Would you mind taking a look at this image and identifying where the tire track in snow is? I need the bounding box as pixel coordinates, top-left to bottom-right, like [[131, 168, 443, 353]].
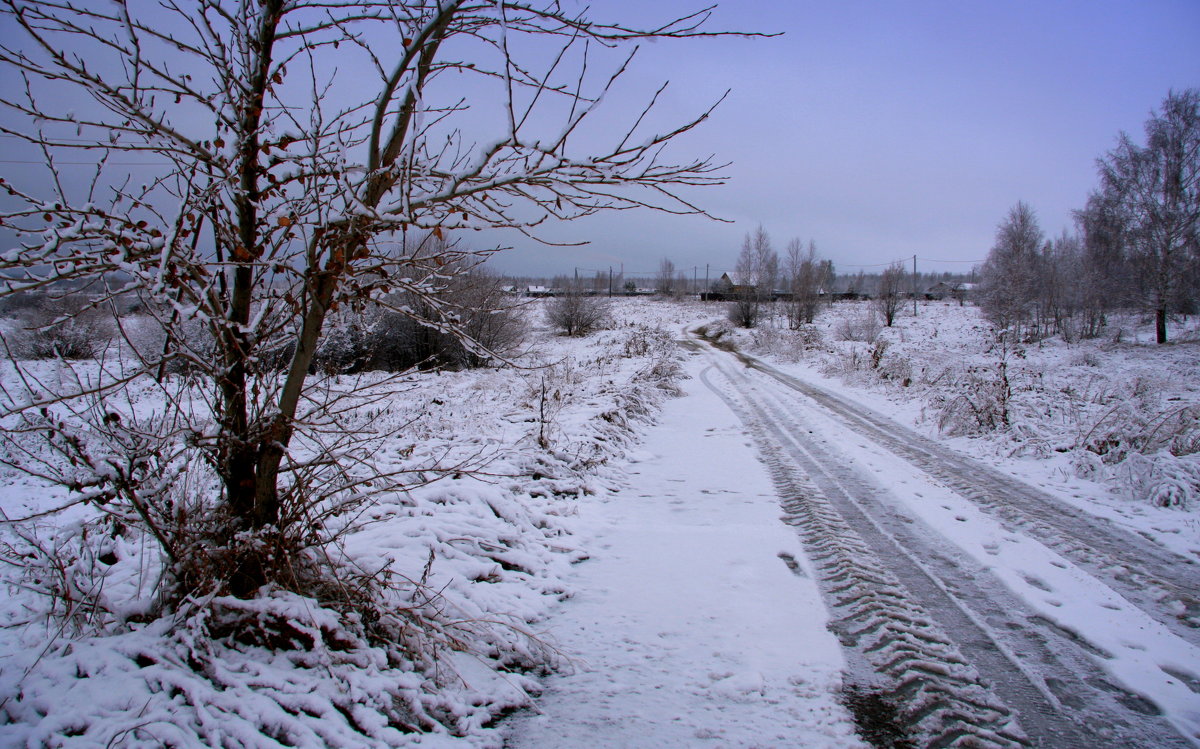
[[699, 357, 1029, 747], [693, 339, 1195, 748], [733, 359, 1192, 746], [740, 352, 1200, 645]]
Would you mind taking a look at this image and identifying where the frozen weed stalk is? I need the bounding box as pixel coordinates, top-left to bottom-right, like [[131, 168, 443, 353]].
[[0, 1, 760, 742]]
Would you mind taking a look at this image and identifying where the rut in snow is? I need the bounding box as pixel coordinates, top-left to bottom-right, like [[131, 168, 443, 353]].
[[693, 336, 1196, 749], [746, 355, 1200, 643]]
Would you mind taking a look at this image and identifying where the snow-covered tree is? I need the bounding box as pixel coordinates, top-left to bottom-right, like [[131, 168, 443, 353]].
[[729, 225, 777, 327], [977, 202, 1045, 337], [657, 257, 678, 295], [874, 261, 906, 327], [783, 238, 825, 327], [0, 1, 739, 604], [1092, 89, 1200, 343]]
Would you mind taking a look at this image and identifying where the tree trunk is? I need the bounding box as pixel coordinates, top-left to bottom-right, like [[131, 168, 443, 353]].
[[1157, 306, 1168, 344]]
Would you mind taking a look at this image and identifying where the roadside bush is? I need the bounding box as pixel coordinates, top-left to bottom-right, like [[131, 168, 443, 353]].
[[727, 295, 760, 328], [935, 368, 1012, 436], [312, 271, 526, 373], [746, 322, 818, 363], [622, 324, 675, 359], [1114, 451, 1200, 508], [547, 291, 608, 337], [4, 296, 112, 360], [835, 306, 882, 343]]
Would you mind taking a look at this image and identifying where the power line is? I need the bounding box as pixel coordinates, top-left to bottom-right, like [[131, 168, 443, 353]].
[[0, 158, 166, 166], [836, 259, 906, 269], [839, 256, 984, 269], [0, 133, 102, 142]]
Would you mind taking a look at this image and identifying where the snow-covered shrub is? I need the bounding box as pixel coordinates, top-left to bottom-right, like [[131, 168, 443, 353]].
[[1113, 451, 1200, 508], [727, 295, 760, 328], [622, 324, 672, 359], [0, 585, 546, 747], [4, 298, 112, 360], [546, 291, 608, 337], [0, 517, 136, 635], [748, 323, 785, 358], [876, 347, 914, 386], [933, 364, 1013, 436], [795, 323, 825, 351], [936, 378, 1009, 436], [743, 319, 824, 363], [355, 275, 526, 372], [1069, 350, 1101, 368], [931, 331, 1025, 436], [834, 306, 882, 343], [634, 333, 685, 397]]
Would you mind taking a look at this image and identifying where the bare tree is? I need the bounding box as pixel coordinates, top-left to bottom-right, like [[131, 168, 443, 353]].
[[752, 225, 779, 296], [730, 225, 777, 327], [546, 281, 608, 336], [1075, 191, 1130, 337], [656, 257, 677, 295], [676, 270, 691, 297], [978, 202, 1045, 338], [1093, 89, 1200, 343], [1033, 230, 1084, 341], [0, 1, 742, 606], [784, 238, 824, 327], [875, 261, 905, 327]]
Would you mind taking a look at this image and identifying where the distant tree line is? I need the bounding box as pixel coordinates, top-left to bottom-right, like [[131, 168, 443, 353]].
[[978, 89, 1200, 343], [3, 245, 527, 372]]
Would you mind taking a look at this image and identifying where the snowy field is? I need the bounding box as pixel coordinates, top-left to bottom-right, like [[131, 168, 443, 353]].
[[0, 301, 696, 747], [2, 296, 1198, 747], [730, 299, 1200, 560]]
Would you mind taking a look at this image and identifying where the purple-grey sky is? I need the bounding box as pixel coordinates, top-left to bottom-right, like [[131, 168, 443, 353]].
[[483, 0, 1200, 279], [1, 1, 1196, 281]]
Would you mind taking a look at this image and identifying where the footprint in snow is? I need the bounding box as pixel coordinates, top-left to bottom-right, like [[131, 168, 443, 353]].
[[707, 671, 767, 700], [1021, 573, 1053, 592]]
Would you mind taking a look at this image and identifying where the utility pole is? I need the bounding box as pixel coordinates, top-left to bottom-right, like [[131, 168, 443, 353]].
[[609, 267, 613, 297], [912, 255, 918, 316], [705, 263, 710, 300]]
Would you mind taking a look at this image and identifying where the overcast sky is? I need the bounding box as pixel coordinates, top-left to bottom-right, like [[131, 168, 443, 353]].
[[2, 2, 1196, 282], [484, 0, 1200, 279]]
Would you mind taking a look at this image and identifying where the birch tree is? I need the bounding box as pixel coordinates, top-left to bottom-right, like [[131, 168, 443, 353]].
[[1093, 89, 1200, 343], [729, 225, 776, 327], [875, 261, 905, 327], [978, 202, 1044, 338], [656, 257, 677, 295], [0, 1, 742, 602], [784, 237, 824, 327]]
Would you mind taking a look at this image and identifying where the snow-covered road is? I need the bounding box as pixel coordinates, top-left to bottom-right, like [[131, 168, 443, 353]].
[[694, 332, 1200, 748], [502, 341, 865, 748], [506, 327, 1200, 748]]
